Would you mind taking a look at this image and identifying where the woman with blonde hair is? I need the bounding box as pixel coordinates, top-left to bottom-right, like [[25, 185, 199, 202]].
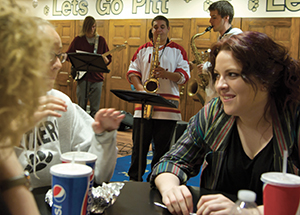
[[0, 0, 53, 214]]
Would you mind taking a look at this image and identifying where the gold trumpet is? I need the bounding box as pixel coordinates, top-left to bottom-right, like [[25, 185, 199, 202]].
[[188, 26, 212, 106], [143, 34, 161, 119]]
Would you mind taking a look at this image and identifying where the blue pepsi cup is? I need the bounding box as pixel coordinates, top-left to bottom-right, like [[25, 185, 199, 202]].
[[61, 152, 97, 214], [50, 163, 92, 215]]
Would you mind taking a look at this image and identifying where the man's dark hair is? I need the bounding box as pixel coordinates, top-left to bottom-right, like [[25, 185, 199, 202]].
[[209, 1, 234, 24], [151, 15, 169, 28]]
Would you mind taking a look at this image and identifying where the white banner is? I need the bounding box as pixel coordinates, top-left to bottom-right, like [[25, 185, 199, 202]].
[[16, 0, 300, 20]]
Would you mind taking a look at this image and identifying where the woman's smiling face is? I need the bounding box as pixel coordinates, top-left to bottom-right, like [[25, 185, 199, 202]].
[[214, 50, 268, 117]]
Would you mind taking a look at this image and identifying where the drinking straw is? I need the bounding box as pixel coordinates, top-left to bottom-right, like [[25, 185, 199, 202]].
[[282, 150, 287, 174], [72, 153, 75, 165]]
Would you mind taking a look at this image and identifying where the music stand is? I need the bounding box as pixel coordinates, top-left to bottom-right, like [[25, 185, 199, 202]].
[[110, 89, 178, 181], [68, 52, 110, 112]]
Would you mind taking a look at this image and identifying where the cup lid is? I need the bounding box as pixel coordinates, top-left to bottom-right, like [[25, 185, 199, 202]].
[[60, 151, 97, 163], [261, 172, 300, 187], [50, 163, 92, 178]]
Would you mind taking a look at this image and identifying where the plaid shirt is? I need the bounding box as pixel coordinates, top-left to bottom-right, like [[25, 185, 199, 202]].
[[150, 97, 300, 189]]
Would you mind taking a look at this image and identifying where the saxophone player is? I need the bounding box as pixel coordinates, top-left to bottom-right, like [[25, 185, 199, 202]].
[[126, 15, 190, 181], [190, 0, 242, 103]]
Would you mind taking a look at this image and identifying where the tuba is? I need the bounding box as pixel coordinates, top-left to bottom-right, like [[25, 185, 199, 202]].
[[187, 26, 212, 106], [143, 34, 160, 119]]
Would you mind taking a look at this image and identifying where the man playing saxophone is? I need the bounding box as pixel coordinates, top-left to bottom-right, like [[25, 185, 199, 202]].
[[126, 15, 190, 181], [190, 0, 242, 104]]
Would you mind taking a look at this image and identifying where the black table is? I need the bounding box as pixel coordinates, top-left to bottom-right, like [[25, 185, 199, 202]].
[[32, 182, 237, 215]]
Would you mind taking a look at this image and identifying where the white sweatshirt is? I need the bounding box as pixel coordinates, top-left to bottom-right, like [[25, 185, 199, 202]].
[[15, 89, 117, 188]]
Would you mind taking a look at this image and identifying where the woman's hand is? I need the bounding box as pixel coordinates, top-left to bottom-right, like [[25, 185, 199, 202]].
[[16, 95, 67, 136], [92, 108, 125, 134], [33, 95, 67, 124], [155, 173, 193, 215], [196, 194, 235, 215], [161, 184, 194, 215]]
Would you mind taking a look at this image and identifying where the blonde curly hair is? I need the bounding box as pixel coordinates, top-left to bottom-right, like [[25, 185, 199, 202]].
[[0, 0, 53, 148]]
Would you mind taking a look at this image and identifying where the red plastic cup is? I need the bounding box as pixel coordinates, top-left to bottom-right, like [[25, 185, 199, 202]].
[[261, 172, 300, 215]]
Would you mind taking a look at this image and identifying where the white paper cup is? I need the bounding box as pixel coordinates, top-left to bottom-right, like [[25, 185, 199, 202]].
[[61, 152, 97, 168]]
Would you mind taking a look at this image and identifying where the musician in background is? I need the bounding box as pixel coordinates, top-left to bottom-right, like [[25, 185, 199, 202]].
[[191, 0, 243, 104], [126, 15, 190, 181], [66, 16, 112, 118], [209, 0, 242, 41]]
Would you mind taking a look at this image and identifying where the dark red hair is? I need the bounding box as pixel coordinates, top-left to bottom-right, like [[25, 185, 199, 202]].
[[209, 31, 300, 112]]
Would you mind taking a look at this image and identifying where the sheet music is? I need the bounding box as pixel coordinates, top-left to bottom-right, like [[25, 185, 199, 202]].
[[74, 50, 87, 80]]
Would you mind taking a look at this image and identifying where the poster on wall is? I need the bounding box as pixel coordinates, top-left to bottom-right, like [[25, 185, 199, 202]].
[[17, 0, 300, 20]]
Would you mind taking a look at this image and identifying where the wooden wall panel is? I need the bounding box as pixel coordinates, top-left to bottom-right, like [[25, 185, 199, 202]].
[[50, 20, 75, 100], [241, 18, 299, 59], [169, 19, 191, 122]]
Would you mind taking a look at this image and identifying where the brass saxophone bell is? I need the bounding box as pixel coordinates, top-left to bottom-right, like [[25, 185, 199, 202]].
[[188, 26, 212, 105], [144, 78, 159, 93], [144, 34, 160, 94], [143, 35, 161, 119]]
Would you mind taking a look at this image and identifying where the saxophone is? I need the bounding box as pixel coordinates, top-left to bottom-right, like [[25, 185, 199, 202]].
[[143, 34, 160, 119], [187, 26, 212, 105]]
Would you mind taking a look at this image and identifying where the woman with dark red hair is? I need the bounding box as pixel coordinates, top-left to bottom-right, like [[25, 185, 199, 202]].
[[151, 31, 300, 215]]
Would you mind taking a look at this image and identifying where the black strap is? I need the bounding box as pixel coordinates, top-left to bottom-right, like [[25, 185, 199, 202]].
[[219, 26, 232, 40]]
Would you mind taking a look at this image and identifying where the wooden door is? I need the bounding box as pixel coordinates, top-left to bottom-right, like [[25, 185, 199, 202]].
[[50, 20, 75, 101], [242, 18, 300, 59], [169, 19, 191, 122], [105, 19, 147, 114]]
